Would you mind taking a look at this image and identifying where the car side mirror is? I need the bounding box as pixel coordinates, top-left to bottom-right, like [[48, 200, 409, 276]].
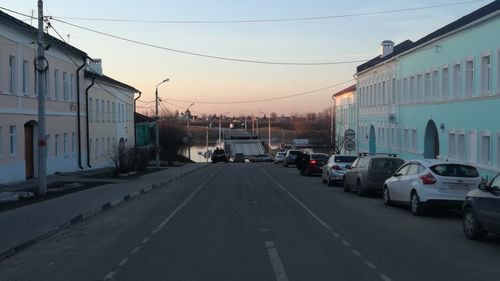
[[478, 183, 490, 191], [345, 165, 351, 169]]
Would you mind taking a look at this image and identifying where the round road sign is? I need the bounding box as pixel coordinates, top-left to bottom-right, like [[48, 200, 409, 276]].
[[344, 129, 356, 140], [344, 140, 356, 151]]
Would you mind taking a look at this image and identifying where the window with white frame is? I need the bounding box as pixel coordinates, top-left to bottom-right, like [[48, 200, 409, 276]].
[[442, 66, 449, 100], [382, 81, 386, 105], [411, 129, 417, 151], [112, 102, 116, 122], [22, 60, 29, 94], [9, 126, 16, 155], [424, 72, 431, 101], [469, 131, 478, 163], [107, 101, 110, 122], [101, 100, 105, 122], [449, 133, 456, 158], [410, 76, 416, 103], [70, 74, 75, 100], [416, 74, 423, 102], [55, 134, 60, 157], [107, 138, 111, 154], [391, 127, 396, 147], [71, 132, 76, 155], [381, 128, 386, 146], [101, 137, 105, 157], [465, 59, 474, 96], [95, 138, 99, 159], [391, 78, 396, 104], [96, 99, 100, 122], [481, 55, 491, 94], [432, 70, 439, 101], [404, 129, 409, 150], [480, 134, 491, 165], [63, 133, 68, 156], [453, 63, 461, 98], [403, 78, 408, 103], [457, 133, 465, 160], [9, 56, 16, 93], [54, 69, 59, 99], [63, 72, 68, 100]]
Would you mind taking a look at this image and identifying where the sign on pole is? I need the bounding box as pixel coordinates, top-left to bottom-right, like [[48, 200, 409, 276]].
[[344, 129, 355, 140]]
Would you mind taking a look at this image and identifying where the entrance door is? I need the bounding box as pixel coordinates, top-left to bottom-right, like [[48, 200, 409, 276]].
[[369, 125, 376, 153], [424, 120, 439, 159], [24, 124, 35, 178]]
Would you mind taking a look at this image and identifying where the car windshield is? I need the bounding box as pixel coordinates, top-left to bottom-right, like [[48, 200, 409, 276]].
[[311, 154, 329, 160], [371, 158, 404, 173], [335, 156, 357, 163], [430, 164, 479, 178], [213, 150, 225, 155]]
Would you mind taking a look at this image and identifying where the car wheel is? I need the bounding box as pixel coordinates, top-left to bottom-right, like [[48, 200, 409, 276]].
[[463, 207, 486, 240], [383, 186, 393, 206], [356, 179, 366, 197], [410, 192, 425, 216], [343, 178, 350, 192]]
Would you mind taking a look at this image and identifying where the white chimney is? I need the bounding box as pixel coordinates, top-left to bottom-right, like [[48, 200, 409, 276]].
[[380, 40, 395, 58], [86, 58, 103, 75]]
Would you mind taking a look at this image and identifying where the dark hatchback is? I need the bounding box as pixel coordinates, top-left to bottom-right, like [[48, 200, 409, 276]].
[[463, 173, 500, 240], [211, 149, 229, 163], [298, 153, 330, 176]]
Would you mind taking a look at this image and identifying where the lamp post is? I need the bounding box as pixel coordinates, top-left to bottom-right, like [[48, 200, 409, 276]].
[[331, 97, 336, 153], [185, 102, 194, 160], [260, 111, 271, 152], [206, 123, 212, 162], [155, 78, 169, 168], [218, 112, 229, 146]]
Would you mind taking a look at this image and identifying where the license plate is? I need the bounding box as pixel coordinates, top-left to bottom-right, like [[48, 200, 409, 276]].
[[448, 183, 470, 190]]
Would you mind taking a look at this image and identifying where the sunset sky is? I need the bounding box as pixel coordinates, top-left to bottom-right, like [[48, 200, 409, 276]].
[[1, 0, 491, 117]]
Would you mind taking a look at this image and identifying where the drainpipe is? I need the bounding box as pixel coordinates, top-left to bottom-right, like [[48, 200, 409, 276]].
[[134, 91, 142, 147], [85, 77, 95, 168], [76, 58, 86, 169]]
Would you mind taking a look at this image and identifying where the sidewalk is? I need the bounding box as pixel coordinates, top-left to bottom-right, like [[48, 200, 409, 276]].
[[0, 163, 208, 261]]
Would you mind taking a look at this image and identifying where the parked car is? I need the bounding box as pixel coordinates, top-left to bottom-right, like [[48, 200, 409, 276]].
[[282, 150, 304, 167], [298, 153, 329, 176], [211, 148, 229, 163], [343, 153, 404, 196], [274, 152, 286, 164], [463, 173, 500, 240], [250, 154, 273, 162], [322, 155, 358, 186], [384, 160, 482, 216], [233, 153, 245, 163]]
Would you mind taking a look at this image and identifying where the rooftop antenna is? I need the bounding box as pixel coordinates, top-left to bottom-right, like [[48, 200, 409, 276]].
[[31, 9, 34, 26], [66, 33, 70, 43]]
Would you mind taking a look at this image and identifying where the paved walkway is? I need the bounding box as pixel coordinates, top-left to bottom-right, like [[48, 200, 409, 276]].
[[0, 163, 208, 260]]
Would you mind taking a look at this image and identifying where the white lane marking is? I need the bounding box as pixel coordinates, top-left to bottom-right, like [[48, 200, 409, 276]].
[[151, 168, 220, 235], [118, 258, 128, 266], [265, 241, 289, 281], [331, 231, 341, 238], [352, 250, 362, 257], [131, 247, 140, 254], [380, 274, 392, 281], [364, 261, 376, 270], [260, 228, 270, 232], [261, 219, 268, 225], [103, 271, 116, 280], [142, 237, 150, 244], [341, 240, 350, 246], [48, 261, 56, 266]]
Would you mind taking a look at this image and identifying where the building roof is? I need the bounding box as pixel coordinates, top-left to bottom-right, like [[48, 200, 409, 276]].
[[85, 70, 139, 93], [135, 112, 155, 123], [0, 10, 87, 58], [356, 1, 500, 74], [332, 84, 356, 99]]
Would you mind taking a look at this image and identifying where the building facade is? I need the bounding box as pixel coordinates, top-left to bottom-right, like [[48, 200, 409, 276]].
[[0, 10, 88, 184], [356, 1, 500, 177], [332, 85, 357, 155]]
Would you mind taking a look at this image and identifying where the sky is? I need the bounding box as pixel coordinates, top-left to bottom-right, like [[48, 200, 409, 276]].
[[0, 0, 493, 117]]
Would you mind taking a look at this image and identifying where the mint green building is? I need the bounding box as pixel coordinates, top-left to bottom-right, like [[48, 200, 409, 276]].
[[356, 2, 500, 177]]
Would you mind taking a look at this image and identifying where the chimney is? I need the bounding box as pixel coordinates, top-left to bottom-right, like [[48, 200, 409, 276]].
[[86, 58, 103, 75], [380, 40, 394, 58]]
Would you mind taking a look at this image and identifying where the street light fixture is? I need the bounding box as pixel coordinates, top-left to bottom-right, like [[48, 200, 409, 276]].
[[185, 102, 195, 160], [155, 78, 169, 169]]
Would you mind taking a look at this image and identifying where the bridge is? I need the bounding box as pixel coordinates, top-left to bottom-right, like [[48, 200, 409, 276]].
[[223, 129, 266, 157]]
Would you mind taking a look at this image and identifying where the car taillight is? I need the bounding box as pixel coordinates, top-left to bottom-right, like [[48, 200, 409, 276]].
[[419, 172, 437, 185], [309, 160, 317, 165], [331, 165, 342, 170]]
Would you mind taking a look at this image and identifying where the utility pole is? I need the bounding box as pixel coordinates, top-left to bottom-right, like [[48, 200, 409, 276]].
[[218, 115, 222, 146], [268, 115, 271, 152], [155, 78, 169, 168], [37, 0, 47, 195]]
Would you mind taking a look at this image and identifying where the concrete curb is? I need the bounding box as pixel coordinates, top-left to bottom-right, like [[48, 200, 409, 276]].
[[0, 164, 209, 262]]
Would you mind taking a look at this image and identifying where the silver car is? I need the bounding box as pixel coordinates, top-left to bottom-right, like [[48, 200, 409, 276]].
[[322, 155, 357, 186], [274, 152, 286, 164]]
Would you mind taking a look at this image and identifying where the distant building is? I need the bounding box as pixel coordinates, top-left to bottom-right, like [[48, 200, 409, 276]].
[[332, 84, 357, 155], [135, 112, 155, 149], [356, 1, 500, 176]]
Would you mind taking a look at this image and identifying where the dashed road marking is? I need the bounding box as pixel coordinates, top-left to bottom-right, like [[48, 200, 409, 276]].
[[331, 231, 341, 238], [118, 258, 128, 266], [131, 247, 140, 254], [260, 228, 270, 232], [103, 271, 116, 280], [380, 274, 392, 281], [352, 250, 362, 257], [364, 261, 376, 270], [341, 240, 350, 246], [142, 237, 150, 244], [265, 241, 289, 281]]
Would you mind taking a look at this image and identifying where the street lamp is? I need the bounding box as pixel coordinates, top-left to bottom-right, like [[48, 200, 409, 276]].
[[155, 78, 169, 168], [185, 102, 195, 160], [331, 96, 336, 153], [260, 111, 271, 152], [206, 123, 212, 163], [218, 112, 229, 146]]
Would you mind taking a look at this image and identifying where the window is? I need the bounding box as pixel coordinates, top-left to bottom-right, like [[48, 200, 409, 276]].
[[9, 56, 16, 93], [403, 78, 408, 103], [63, 133, 68, 156], [469, 131, 478, 163], [409, 76, 416, 103], [391, 128, 395, 147], [480, 135, 491, 165], [481, 55, 491, 94], [424, 72, 431, 101], [391, 78, 396, 104], [54, 69, 59, 99], [432, 70, 439, 101], [382, 81, 386, 105], [465, 59, 474, 96], [112, 102, 116, 122], [22, 60, 29, 94], [101, 100, 105, 122], [411, 129, 417, 151], [107, 138, 111, 154], [457, 133, 465, 160], [95, 138, 99, 159], [63, 72, 68, 100], [89, 98, 93, 122], [55, 134, 60, 157], [9, 126, 16, 155], [449, 133, 456, 158], [96, 99, 99, 122], [442, 66, 449, 100], [381, 128, 386, 146], [107, 101, 110, 122], [416, 74, 423, 102], [71, 132, 76, 155], [70, 74, 75, 100], [453, 63, 461, 98], [404, 129, 409, 150], [101, 137, 105, 156]]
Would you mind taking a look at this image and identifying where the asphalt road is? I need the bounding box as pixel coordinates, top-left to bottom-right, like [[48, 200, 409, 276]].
[[1, 163, 500, 281]]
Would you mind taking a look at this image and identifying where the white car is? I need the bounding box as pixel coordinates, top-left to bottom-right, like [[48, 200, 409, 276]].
[[383, 159, 482, 216], [274, 152, 286, 164], [321, 155, 357, 186]]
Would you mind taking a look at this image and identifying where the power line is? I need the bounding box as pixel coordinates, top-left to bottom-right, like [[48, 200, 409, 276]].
[[48, 18, 369, 66], [164, 79, 355, 105], [47, 0, 487, 24]]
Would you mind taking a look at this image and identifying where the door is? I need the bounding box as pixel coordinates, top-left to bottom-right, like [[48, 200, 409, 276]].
[[390, 163, 411, 201], [369, 125, 376, 153], [424, 120, 439, 159], [478, 176, 500, 232], [24, 125, 34, 179], [345, 158, 359, 188]]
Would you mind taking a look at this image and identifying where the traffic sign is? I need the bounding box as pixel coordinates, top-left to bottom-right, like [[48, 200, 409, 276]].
[[344, 129, 356, 140], [344, 140, 356, 151]]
